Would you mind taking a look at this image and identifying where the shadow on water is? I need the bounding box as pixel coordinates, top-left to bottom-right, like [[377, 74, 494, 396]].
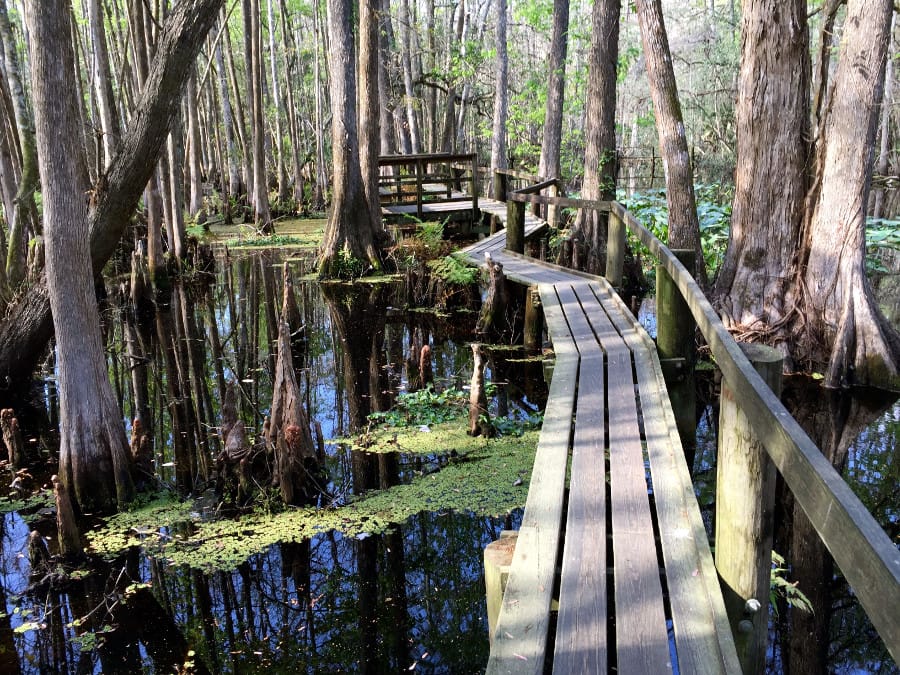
[[0, 247, 547, 673], [692, 371, 899, 675]]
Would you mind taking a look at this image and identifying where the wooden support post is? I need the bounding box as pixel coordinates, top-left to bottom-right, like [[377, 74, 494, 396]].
[[506, 199, 525, 254], [605, 209, 625, 288], [484, 530, 518, 642], [546, 182, 558, 229], [492, 170, 508, 202], [415, 158, 424, 220], [656, 249, 697, 461], [524, 285, 543, 351], [715, 343, 783, 675]]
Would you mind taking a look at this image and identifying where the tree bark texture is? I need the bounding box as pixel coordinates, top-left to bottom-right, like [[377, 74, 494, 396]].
[[489, 0, 509, 184], [0, 0, 224, 397], [799, 0, 900, 389], [0, 0, 39, 290], [714, 0, 810, 354], [248, 0, 272, 232], [568, 0, 620, 274], [25, 0, 134, 512], [318, 0, 381, 277], [537, 0, 569, 181], [358, 0, 383, 236], [635, 0, 707, 284]]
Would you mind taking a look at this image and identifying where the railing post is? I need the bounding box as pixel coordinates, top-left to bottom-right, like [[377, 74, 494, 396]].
[[524, 285, 542, 351], [484, 531, 518, 643], [492, 170, 508, 202], [415, 158, 424, 220], [471, 154, 479, 213], [605, 207, 625, 288], [546, 181, 558, 230], [715, 343, 783, 675], [656, 249, 696, 460], [506, 198, 525, 254]]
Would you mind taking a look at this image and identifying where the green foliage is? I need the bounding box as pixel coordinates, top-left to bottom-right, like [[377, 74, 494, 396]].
[[866, 217, 900, 274], [87, 424, 539, 571], [428, 255, 479, 286], [368, 386, 468, 428], [619, 185, 733, 281], [770, 550, 814, 616]]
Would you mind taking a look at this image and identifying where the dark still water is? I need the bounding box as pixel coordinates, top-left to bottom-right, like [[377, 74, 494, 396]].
[[0, 247, 544, 673]]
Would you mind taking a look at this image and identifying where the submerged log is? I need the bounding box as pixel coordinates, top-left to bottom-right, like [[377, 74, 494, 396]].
[[268, 319, 320, 505], [468, 343, 493, 437], [476, 253, 508, 339], [52, 475, 83, 558], [0, 408, 25, 468]]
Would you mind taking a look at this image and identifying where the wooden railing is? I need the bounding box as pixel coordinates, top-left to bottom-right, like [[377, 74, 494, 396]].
[[497, 176, 900, 665], [377, 153, 478, 221]]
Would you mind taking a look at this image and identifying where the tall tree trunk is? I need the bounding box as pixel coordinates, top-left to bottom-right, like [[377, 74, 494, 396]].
[[537, 0, 569, 181], [398, 0, 422, 154], [280, 0, 305, 207], [359, 0, 383, 235], [247, 0, 272, 232], [25, 0, 134, 513], [714, 0, 810, 359], [377, 0, 397, 156], [266, 0, 288, 205], [186, 71, 204, 217], [567, 0, 620, 274], [311, 3, 328, 210], [87, 0, 121, 166], [798, 0, 900, 389], [0, 0, 225, 398], [872, 12, 895, 221], [635, 0, 707, 284], [318, 0, 381, 278], [0, 0, 38, 290], [215, 15, 240, 200], [489, 0, 508, 187]]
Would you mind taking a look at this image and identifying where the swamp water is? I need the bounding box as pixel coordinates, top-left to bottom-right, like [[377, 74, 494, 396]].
[[640, 299, 899, 675], [0, 248, 547, 673]]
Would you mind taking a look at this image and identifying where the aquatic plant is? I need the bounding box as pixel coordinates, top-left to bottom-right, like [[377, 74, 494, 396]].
[[86, 423, 538, 572]]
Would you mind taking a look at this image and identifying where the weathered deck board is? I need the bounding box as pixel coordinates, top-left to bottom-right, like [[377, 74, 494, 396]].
[[553, 349, 608, 673], [485, 287, 577, 675], [589, 283, 741, 673], [463, 212, 739, 675]]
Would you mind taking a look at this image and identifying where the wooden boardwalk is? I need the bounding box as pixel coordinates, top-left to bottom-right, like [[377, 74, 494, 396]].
[[459, 227, 741, 673]]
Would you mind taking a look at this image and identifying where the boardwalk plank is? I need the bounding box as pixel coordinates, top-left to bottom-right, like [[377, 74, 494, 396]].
[[460, 203, 738, 673], [600, 315, 672, 672], [486, 289, 576, 675], [589, 283, 740, 674], [553, 352, 608, 673]]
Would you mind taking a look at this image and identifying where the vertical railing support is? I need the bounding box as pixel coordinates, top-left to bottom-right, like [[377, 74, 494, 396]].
[[484, 530, 518, 643], [492, 170, 508, 202], [546, 181, 559, 229], [656, 249, 697, 460], [605, 207, 625, 288], [715, 343, 783, 675], [506, 198, 525, 254], [415, 158, 424, 220], [524, 285, 543, 351]]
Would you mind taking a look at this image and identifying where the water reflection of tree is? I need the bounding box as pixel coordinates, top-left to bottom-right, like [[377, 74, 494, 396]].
[[774, 381, 898, 674]]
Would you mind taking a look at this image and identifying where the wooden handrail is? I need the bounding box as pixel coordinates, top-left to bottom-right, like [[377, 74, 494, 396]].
[[604, 201, 900, 662], [377, 153, 478, 218], [498, 185, 900, 659]]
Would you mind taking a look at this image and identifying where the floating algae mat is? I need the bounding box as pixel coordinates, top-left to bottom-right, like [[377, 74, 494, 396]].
[[88, 423, 538, 571]]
